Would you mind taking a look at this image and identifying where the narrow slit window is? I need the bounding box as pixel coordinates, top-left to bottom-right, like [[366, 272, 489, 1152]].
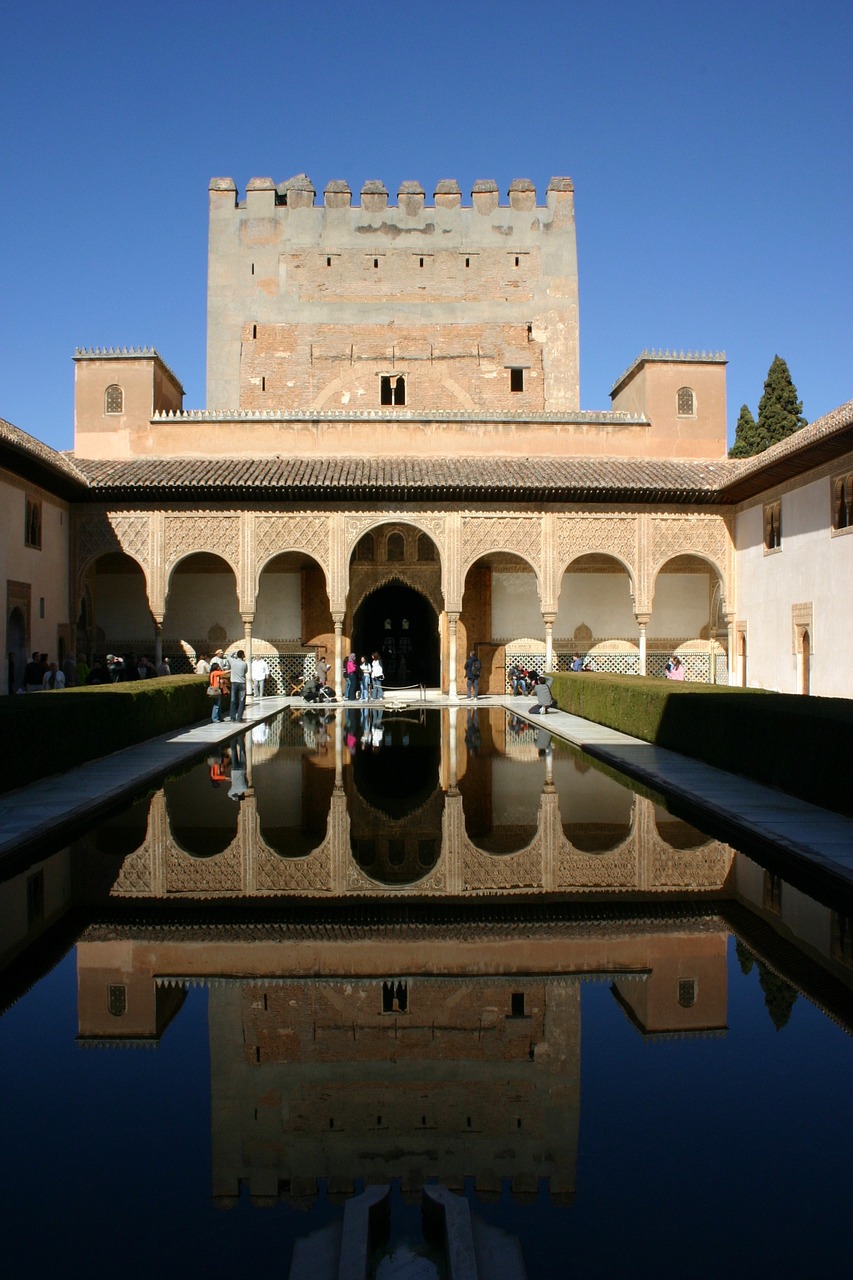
[[252, 324, 257, 339], [511, 992, 526, 1017], [510, 367, 524, 393], [261, 376, 266, 391]]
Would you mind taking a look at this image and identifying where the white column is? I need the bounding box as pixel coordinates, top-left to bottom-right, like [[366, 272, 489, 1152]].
[[242, 615, 254, 694], [448, 612, 459, 701], [636, 614, 649, 676], [333, 614, 344, 698], [544, 614, 555, 672]]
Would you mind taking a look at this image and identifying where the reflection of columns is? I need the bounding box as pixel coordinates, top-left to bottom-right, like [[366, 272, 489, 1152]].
[[152, 616, 164, 667], [447, 612, 459, 700], [241, 614, 254, 693], [635, 614, 650, 676], [333, 614, 344, 698], [448, 704, 459, 787], [334, 709, 344, 787], [724, 613, 736, 686], [544, 613, 555, 672]]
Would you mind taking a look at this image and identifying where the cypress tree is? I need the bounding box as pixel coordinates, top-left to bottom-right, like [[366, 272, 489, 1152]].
[[729, 404, 762, 458], [757, 355, 807, 449]]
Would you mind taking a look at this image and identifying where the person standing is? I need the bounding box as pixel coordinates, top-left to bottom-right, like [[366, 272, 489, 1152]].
[[209, 650, 227, 722], [229, 649, 248, 721], [370, 652, 384, 699], [42, 661, 65, 690], [345, 653, 358, 700], [195, 653, 211, 677], [251, 654, 268, 699], [156, 656, 171, 677], [464, 649, 481, 699], [360, 655, 371, 701]]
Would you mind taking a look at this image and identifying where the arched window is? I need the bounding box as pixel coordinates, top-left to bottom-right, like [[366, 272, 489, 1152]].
[[355, 533, 375, 562], [105, 384, 124, 414], [676, 386, 695, 416], [833, 474, 853, 530], [387, 532, 405, 562], [417, 533, 436, 562], [763, 501, 782, 550]]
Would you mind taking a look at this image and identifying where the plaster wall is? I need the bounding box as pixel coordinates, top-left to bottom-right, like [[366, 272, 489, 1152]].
[[491, 571, 541, 640], [555, 571, 635, 639], [254, 570, 302, 640], [74, 355, 183, 456], [91, 572, 154, 641], [610, 358, 727, 459], [1, 469, 71, 661], [648, 574, 711, 638], [162, 572, 242, 645], [734, 463, 853, 697]]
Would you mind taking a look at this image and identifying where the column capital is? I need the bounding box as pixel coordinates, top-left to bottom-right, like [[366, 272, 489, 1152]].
[[634, 613, 651, 627], [240, 612, 255, 625]]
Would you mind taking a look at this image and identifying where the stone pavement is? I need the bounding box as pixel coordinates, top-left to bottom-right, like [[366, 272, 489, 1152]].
[[1, 693, 851, 901]]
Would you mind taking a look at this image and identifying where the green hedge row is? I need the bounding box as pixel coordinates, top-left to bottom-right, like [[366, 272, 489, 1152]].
[[549, 672, 853, 818], [2, 676, 210, 794]]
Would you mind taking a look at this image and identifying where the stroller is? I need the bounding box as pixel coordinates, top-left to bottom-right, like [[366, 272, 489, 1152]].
[[304, 678, 336, 704]]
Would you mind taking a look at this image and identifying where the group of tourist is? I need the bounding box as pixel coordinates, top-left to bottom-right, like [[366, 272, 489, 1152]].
[[18, 649, 173, 691], [317, 652, 386, 703]]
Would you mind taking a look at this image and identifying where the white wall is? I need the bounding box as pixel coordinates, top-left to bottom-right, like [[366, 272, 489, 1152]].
[[491, 571, 541, 640], [648, 573, 710, 638], [555, 571, 635, 639], [735, 465, 853, 697], [255, 571, 302, 642], [162, 571, 242, 644]]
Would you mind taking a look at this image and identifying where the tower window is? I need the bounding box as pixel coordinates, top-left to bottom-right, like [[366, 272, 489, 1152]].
[[252, 324, 257, 339], [104, 384, 124, 415], [510, 992, 526, 1017], [380, 374, 406, 406], [510, 367, 524, 393], [677, 386, 695, 416]]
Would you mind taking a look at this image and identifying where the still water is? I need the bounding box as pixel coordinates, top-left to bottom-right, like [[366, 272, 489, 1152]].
[[1, 706, 852, 1278]]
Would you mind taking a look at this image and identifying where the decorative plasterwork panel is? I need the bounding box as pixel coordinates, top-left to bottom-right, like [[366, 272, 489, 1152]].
[[164, 513, 241, 574], [555, 514, 637, 577], [342, 511, 448, 561], [254, 514, 331, 574], [649, 515, 729, 581], [255, 843, 334, 892], [460, 515, 542, 577], [74, 511, 152, 599]]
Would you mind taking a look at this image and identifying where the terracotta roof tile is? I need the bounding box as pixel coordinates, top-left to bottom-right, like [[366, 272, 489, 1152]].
[[71, 453, 736, 503]]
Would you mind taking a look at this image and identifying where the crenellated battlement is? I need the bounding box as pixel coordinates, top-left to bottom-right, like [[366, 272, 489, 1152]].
[[209, 174, 574, 213]]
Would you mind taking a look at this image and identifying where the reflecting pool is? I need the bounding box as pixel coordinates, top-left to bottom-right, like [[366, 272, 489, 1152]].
[[1, 707, 852, 1278]]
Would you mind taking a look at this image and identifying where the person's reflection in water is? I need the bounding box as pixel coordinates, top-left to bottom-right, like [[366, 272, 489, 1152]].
[[228, 735, 248, 802], [465, 708, 481, 754], [345, 708, 359, 753], [535, 727, 553, 758], [370, 706, 384, 751]]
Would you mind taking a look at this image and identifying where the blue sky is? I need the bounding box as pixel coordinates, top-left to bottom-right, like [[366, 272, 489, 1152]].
[[1, 0, 850, 451]]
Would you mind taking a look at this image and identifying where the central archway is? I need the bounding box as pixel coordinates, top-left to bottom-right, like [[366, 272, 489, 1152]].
[[352, 582, 439, 687]]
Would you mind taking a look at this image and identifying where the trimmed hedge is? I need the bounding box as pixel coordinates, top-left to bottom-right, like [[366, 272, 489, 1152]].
[[549, 672, 853, 818], [2, 675, 210, 794]]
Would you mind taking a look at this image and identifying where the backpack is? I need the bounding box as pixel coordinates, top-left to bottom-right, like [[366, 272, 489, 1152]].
[[470, 658, 482, 679]]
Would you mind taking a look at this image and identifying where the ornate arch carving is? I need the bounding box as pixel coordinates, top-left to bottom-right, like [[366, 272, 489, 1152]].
[[459, 515, 542, 580], [73, 510, 152, 613], [164, 513, 241, 580]]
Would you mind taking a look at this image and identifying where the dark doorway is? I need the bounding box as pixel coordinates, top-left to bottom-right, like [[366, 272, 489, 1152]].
[[352, 583, 439, 688]]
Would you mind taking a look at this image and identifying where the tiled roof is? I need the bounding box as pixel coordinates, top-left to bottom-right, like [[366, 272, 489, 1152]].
[[718, 400, 853, 502], [0, 417, 88, 496], [71, 454, 737, 503]]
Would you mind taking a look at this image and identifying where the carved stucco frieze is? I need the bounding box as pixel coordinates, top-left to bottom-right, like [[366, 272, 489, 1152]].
[[163, 513, 241, 575], [460, 515, 542, 578], [74, 510, 152, 601], [649, 514, 729, 582], [254, 513, 331, 574], [555, 514, 637, 576]]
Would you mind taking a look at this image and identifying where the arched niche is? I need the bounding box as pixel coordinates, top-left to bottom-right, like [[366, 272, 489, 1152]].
[[81, 551, 153, 658], [163, 552, 242, 659]]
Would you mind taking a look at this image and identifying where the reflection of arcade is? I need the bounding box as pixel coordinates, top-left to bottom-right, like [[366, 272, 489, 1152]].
[[76, 709, 737, 899], [74, 914, 731, 1205], [348, 709, 443, 883]]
